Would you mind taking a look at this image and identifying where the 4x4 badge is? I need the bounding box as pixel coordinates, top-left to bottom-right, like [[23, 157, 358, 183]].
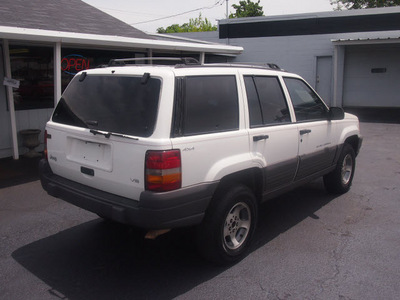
[[182, 147, 195, 152]]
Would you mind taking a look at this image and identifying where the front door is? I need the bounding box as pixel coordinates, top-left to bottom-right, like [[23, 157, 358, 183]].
[[283, 77, 336, 180]]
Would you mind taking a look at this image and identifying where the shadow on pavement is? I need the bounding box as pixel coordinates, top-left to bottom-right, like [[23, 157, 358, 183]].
[[0, 156, 42, 189], [12, 180, 336, 299]]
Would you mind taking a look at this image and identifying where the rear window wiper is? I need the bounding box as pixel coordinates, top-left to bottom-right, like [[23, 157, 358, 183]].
[[89, 129, 138, 140]]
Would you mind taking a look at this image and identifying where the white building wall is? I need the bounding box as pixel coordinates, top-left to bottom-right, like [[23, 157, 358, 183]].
[[173, 30, 400, 109], [228, 34, 334, 87]]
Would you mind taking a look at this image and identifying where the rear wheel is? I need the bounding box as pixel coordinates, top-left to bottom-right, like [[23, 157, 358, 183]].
[[197, 184, 258, 265], [324, 143, 356, 194]]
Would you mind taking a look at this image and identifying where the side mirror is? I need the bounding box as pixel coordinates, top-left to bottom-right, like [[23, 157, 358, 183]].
[[328, 107, 345, 121]]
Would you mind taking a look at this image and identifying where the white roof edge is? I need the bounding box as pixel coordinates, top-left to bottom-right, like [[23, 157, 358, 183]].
[[0, 26, 243, 55], [148, 32, 219, 45]]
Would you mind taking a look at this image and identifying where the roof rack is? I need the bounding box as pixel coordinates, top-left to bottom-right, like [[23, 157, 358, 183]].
[[107, 57, 200, 66], [211, 62, 284, 71]]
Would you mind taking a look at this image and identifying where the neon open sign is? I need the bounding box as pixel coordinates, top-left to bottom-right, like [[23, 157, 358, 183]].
[[61, 54, 90, 75]]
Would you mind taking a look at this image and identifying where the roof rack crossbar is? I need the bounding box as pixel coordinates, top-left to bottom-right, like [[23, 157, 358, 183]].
[[108, 57, 200, 66]]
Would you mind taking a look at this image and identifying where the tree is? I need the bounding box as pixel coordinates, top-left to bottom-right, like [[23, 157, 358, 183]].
[[331, 0, 400, 10], [157, 14, 217, 33], [229, 0, 264, 18]]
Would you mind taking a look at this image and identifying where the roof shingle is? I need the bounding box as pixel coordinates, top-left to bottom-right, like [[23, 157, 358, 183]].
[[0, 0, 153, 39]]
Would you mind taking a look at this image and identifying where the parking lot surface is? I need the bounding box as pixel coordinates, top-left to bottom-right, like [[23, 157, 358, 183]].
[[0, 122, 399, 299]]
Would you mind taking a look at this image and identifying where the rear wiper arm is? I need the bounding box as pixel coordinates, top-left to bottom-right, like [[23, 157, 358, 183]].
[[89, 129, 138, 140], [90, 129, 111, 138]]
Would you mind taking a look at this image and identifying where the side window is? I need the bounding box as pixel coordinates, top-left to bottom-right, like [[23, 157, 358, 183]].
[[244, 76, 291, 127], [284, 77, 328, 122], [182, 75, 239, 136]]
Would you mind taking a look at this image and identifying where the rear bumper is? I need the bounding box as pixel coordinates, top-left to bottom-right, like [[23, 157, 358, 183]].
[[39, 159, 217, 229]]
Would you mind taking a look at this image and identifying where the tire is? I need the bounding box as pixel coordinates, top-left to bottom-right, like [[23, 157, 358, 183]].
[[197, 184, 258, 265], [324, 143, 356, 194]]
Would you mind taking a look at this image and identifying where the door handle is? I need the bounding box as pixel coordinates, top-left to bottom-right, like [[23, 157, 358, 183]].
[[300, 129, 312, 135], [253, 135, 269, 142]]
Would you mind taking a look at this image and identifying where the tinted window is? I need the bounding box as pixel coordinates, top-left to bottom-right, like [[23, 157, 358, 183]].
[[284, 77, 328, 122], [244, 76, 290, 127], [182, 76, 239, 135], [52, 75, 161, 137], [244, 76, 263, 126]]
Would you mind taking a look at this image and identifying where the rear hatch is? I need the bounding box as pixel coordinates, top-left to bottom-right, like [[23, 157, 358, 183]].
[[46, 69, 172, 200]]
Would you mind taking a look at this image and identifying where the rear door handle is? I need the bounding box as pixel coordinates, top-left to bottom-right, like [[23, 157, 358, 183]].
[[300, 129, 312, 135], [253, 135, 269, 142]]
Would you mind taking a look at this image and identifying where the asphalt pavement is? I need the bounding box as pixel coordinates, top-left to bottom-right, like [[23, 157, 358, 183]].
[[0, 122, 399, 300]]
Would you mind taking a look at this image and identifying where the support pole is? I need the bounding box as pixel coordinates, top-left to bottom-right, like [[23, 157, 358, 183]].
[[147, 49, 153, 64], [3, 40, 19, 160], [199, 52, 205, 64], [54, 42, 62, 104]]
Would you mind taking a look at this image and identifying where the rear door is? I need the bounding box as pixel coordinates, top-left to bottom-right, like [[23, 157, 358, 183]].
[[243, 73, 298, 193], [46, 71, 172, 200], [170, 71, 249, 187]]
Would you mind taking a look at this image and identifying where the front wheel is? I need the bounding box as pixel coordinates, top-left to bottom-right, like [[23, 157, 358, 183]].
[[197, 184, 258, 265], [324, 143, 356, 194]]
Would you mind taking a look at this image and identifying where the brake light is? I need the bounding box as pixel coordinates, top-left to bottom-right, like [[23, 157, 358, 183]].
[[145, 150, 181, 192]]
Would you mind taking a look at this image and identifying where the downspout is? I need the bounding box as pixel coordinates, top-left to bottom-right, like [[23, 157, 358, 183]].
[[3, 40, 19, 160]]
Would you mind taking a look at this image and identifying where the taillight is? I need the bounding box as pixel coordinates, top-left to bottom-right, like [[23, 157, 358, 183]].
[[145, 150, 181, 192], [44, 130, 48, 160]]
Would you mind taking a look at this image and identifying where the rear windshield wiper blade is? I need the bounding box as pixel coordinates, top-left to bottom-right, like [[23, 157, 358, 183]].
[[89, 129, 138, 140], [109, 132, 139, 140]]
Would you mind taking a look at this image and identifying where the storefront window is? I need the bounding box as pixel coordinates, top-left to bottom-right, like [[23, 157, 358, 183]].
[[10, 45, 54, 110], [61, 49, 145, 91], [9, 46, 148, 110]]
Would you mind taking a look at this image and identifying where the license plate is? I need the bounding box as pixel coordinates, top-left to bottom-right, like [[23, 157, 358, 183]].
[[66, 137, 112, 171]]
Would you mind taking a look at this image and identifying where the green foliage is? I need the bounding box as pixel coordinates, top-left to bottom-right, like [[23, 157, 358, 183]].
[[331, 0, 400, 10], [229, 0, 264, 18], [157, 14, 217, 33]]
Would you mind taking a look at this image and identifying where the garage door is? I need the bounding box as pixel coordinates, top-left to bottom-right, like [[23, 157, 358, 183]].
[[343, 44, 400, 108]]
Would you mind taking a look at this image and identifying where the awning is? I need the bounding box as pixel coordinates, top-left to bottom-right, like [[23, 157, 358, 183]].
[[0, 25, 243, 56]]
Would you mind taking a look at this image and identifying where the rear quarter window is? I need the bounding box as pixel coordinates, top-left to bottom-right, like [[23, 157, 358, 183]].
[[52, 75, 161, 137], [176, 75, 239, 136]]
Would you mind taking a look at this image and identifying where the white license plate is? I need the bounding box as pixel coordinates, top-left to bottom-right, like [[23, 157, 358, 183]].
[[66, 137, 112, 171]]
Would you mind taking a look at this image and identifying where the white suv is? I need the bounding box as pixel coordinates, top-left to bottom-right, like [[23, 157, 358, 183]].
[[40, 58, 362, 264]]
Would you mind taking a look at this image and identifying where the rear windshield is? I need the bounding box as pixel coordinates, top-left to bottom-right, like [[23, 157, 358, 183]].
[[52, 75, 161, 137]]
